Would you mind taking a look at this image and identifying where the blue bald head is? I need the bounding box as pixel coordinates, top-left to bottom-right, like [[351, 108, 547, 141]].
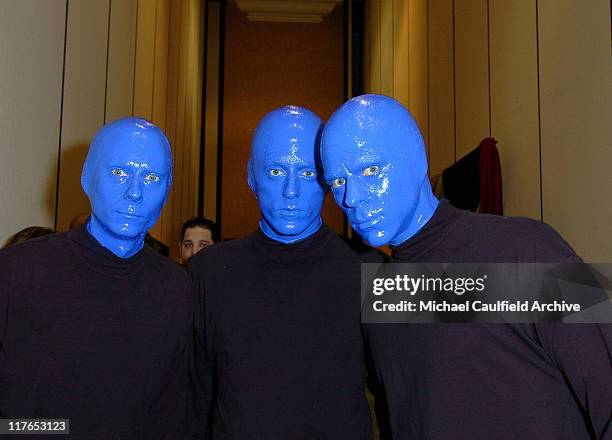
[[248, 106, 325, 243], [81, 117, 172, 258], [320, 94, 438, 247]]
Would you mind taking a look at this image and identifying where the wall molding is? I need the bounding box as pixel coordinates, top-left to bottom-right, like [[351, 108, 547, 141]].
[[234, 0, 341, 23]]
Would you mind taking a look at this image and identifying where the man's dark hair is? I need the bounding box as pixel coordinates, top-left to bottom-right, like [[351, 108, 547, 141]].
[[4, 226, 54, 248], [181, 217, 218, 242]]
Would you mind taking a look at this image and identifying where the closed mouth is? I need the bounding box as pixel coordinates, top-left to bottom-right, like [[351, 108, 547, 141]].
[[279, 208, 305, 219], [117, 211, 143, 218], [353, 216, 382, 231]]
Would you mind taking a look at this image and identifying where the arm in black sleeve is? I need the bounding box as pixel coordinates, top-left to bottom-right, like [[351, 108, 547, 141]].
[[0, 270, 6, 353], [143, 328, 205, 439], [142, 270, 208, 439], [0, 254, 8, 418], [0, 252, 9, 351], [534, 323, 612, 439], [363, 335, 392, 440], [188, 260, 215, 436]]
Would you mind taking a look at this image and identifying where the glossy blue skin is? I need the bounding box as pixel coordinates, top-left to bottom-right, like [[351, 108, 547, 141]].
[[320, 94, 438, 247], [248, 106, 325, 244], [81, 117, 172, 258]]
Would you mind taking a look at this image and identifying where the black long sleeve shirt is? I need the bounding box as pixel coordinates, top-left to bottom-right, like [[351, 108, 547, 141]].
[[0, 226, 202, 439], [365, 200, 612, 439], [189, 224, 372, 440]]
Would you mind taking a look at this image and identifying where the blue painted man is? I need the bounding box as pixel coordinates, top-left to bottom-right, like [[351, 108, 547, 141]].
[[321, 94, 438, 248], [247, 106, 325, 243], [82, 117, 172, 257], [321, 94, 612, 439], [0, 118, 202, 438], [189, 106, 373, 439]]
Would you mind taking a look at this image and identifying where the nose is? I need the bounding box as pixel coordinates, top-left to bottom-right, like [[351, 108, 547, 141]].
[[124, 176, 143, 202], [282, 171, 299, 199], [344, 178, 364, 208]]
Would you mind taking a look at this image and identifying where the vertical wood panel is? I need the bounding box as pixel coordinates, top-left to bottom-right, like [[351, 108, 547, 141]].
[[368, 0, 381, 92], [347, 0, 353, 99], [189, 0, 204, 218], [144, 0, 204, 252], [148, 0, 170, 240], [133, 0, 156, 119], [204, 1, 220, 222], [162, 0, 182, 254], [392, 0, 410, 106], [489, 0, 540, 218], [182, 0, 196, 226], [363, 0, 371, 93], [56, 0, 110, 231], [454, 0, 490, 157], [538, 0, 612, 260], [0, 0, 66, 242], [105, 0, 137, 122], [427, 0, 455, 175], [175, 0, 189, 239], [188, 0, 199, 219], [380, 0, 394, 95], [152, 0, 170, 128], [408, 0, 428, 144]]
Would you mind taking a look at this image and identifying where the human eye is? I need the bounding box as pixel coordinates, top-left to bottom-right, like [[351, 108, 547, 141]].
[[111, 168, 128, 177], [300, 170, 316, 178], [362, 165, 380, 177], [144, 173, 161, 183], [268, 168, 284, 177], [330, 177, 346, 189]]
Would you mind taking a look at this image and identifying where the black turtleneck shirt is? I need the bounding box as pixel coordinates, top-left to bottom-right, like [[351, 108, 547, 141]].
[[189, 224, 372, 440], [366, 200, 611, 439], [0, 226, 202, 439]]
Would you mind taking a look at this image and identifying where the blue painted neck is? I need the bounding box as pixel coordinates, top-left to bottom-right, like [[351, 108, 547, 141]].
[[259, 216, 323, 244], [87, 216, 145, 258], [390, 183, 439, 246]]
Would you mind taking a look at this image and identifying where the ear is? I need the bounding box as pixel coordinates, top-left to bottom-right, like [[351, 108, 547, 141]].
[[247, 160, 257, 194], [81, 166, 90, 197]]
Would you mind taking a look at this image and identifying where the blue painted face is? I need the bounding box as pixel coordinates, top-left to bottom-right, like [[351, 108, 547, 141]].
[[81, 117, 172, 258], [248, 106, 325, 244], [320, 94, 438, 247]]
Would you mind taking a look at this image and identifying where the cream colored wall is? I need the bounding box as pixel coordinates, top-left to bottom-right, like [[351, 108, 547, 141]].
[[0, 0, 66, 244], [364, 0, 429, 152], [56, 0, 111, 234], [364, 0, 612, 261], [427, 0, 454, 176], [489, 0, 541, 219], [0, 0, 204, 258], [537, 0, 612, 262]]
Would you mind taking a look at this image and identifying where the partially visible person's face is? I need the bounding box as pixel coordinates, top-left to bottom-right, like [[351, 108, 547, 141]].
[[321, 95, 430, 247], [83, 119, 172, 242], [180, 226, 213, 264], [248, 106, 325, 241]]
